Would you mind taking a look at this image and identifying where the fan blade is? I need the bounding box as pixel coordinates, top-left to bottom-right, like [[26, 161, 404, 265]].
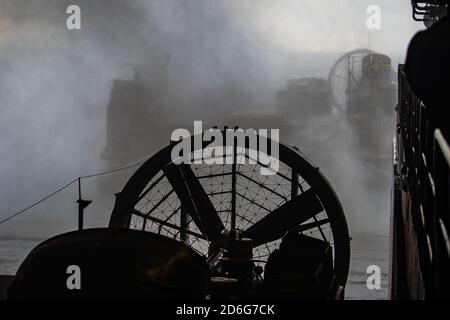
[[163, 163, 225, 241], [241, 189, 323, 247]]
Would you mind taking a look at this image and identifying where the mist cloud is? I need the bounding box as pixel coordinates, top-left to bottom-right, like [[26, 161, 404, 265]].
[[0, 0, 422, 239]]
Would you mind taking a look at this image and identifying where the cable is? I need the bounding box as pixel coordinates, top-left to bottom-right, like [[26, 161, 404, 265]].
[[0, 161, 145, 225], [0, 179, 77, 225], [79, 161, 144, 179]]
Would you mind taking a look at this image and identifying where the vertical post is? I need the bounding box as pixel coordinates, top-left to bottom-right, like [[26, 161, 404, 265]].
[[180, 208, 189, 243], [347, 54, 351, 98], [77, 177, 83, 231], [291, 170, 298, 200], [231, 129, 237, 233]]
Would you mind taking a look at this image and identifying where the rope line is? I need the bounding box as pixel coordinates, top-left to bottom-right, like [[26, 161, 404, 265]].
[[0, 161, 144, 225], [0, 179, 77, 225], [79, 161, 144, 179]]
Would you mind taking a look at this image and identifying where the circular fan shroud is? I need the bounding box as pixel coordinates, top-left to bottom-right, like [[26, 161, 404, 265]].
[[328, 48, 374, 110], [109, 133, 351, 286]]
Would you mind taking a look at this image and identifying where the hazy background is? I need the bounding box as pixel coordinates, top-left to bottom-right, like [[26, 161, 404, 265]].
[[0, 0, 424, 298], [0, 0, 423, 237]]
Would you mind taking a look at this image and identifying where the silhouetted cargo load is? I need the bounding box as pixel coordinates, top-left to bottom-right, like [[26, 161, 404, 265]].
[[276, 77, 330, 120], [102, 52, 170, 164], [264, 232, 334, 299], [100, 60, 254, 165], [101, 77, 167, 163]]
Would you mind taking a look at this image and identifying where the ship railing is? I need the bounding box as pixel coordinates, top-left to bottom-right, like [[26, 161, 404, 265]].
[[397, 64, 450, 298], [411, 0, 448, 22]]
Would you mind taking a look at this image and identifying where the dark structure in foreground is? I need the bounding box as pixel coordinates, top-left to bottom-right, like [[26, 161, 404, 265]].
[[8, 133, 350, 299], [391, 66, 450, 299], [8, 229, 209, 299]]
